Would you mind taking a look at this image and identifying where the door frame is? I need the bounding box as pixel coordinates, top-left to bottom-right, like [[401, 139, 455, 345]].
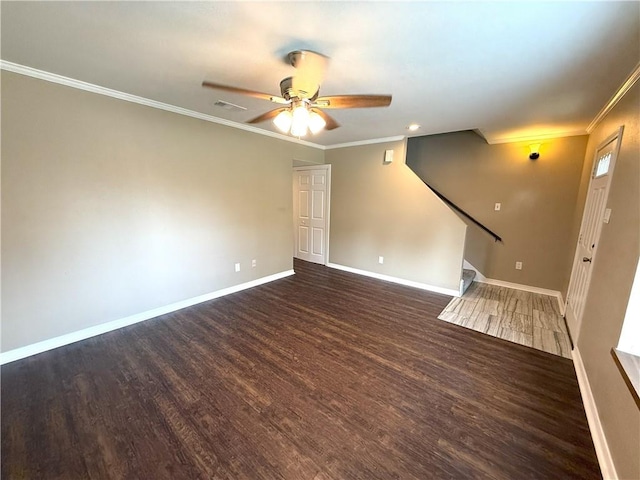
[[292, 164, 332, 265], [565, 126, 624, 341]]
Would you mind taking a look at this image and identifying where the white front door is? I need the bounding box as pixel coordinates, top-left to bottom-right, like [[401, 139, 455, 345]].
[[566, 127, 623, 340], [293, 166, 331, 264]]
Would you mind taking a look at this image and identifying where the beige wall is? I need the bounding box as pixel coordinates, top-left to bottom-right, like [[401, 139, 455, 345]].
[[460, 220, 493, 275], [574, 81, 639, 480], [326, 140, 467, 292], [3, 62, 638, 478], [1, 71, 323, 352], [407, 131, 588, 291]]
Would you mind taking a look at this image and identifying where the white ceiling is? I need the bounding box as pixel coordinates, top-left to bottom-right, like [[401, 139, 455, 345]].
[[2, 1, 639, 147]]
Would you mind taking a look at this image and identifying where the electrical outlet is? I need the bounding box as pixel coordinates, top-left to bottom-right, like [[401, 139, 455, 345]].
[[515, 261, 522, 270], [378, 256, 384, 264], [495, 203, 501, 211], [251, 259, 256, 268], [235, 263, 241, 272]]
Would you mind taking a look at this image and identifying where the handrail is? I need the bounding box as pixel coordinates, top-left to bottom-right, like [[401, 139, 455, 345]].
[[421, 181, 502, 243]]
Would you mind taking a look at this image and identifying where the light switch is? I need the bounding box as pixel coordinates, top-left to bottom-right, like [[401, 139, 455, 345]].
[[603, 208, 612, 224], [495, 203, 501, 211]]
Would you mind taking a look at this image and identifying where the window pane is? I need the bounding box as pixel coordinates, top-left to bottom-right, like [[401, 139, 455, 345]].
[[595, 152, 611, 178]]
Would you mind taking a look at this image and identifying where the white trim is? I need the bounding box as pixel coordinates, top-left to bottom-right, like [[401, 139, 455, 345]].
[[327, 263, 460, 297], [0, 270, 294, 365], [0, 60, 412, 151], [478, 129, 587, 145], [293, 164, 332, 266], [292, 165, 329, 172], [323, 136, 406, 150], [557, 291, 566, 317], [478, 277, 560, 297], [7, 58, 638, 152], [572, 348, 618, 480], [588, 62, 640, 133], [0, 60, 324, 150], [292, 158, 325, 166], [565, 126, 624, 342], [477, 277, 564, 313]]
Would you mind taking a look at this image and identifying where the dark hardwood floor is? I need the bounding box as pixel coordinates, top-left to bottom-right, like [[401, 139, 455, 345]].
[[2, 259, 600, 479]]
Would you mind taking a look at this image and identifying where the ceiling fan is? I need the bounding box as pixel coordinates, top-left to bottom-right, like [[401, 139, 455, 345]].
[[202, 50, 392, 137]]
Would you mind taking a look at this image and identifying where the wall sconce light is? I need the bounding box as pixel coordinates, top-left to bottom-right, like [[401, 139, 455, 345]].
[[529, 144, 541, 160]]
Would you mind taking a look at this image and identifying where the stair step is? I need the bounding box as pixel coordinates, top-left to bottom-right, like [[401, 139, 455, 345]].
[[461, 269, 476, 294]]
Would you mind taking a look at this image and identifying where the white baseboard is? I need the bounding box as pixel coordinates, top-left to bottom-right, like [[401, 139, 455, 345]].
[[557, 292, 566, 316], [0, 270, 295, 365], [327, 263, 460, 297], [477, 277, 559, 296], [572, 348, 618, 480], [477, 277, 565, 314]]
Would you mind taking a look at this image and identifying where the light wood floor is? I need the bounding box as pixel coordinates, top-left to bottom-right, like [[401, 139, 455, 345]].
[[438, 282, 572, 358], [2, 260, 598, 479]]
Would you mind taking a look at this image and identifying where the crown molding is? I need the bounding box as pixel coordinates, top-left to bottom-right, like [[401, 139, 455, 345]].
[[477, 129, 587, 145], [13, 57, 628, 151], [587, 62, 640, 133], [324, 135, 405, 150], [0, 60, 325, 150]]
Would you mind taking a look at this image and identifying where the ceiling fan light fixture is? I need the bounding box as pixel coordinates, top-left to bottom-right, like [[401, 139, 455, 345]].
[[308, 111, 326, 134], [202, 50, 392, 137], [273, 110, 293, 133], [291, 105, 310, 137]]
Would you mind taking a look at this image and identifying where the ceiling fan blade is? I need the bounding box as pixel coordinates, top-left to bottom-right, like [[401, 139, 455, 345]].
[[202, 81, 288, 104], [313, 95, 392, 109], [312, 109, 340, 131], [290, 50, 329, 99], [247, 108, 287, 124]]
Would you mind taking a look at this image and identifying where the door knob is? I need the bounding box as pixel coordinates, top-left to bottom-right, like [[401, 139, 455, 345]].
[[582, 257, 592, 263]]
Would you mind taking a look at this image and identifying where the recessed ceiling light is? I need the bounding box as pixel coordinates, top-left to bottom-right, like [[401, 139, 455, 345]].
[[407, 124, 420, 131]]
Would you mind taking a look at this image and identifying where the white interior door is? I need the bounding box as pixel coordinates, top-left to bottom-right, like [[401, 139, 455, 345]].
[[566, 127, 623, 340], [293, 166, 331, 264]]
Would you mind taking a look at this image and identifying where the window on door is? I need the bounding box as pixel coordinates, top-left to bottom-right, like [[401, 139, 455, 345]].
[[594, 151, 612, 178]]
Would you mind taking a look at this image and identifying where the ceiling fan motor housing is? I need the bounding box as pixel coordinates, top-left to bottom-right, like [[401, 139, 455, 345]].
[[280, 76, 318, 101], [279, 77, 294, 100], [288, 50, 319, 68]]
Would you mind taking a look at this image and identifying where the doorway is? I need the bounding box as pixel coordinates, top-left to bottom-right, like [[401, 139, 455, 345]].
[[565, 126, 624, 341], [293, 165, 331, 265]]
